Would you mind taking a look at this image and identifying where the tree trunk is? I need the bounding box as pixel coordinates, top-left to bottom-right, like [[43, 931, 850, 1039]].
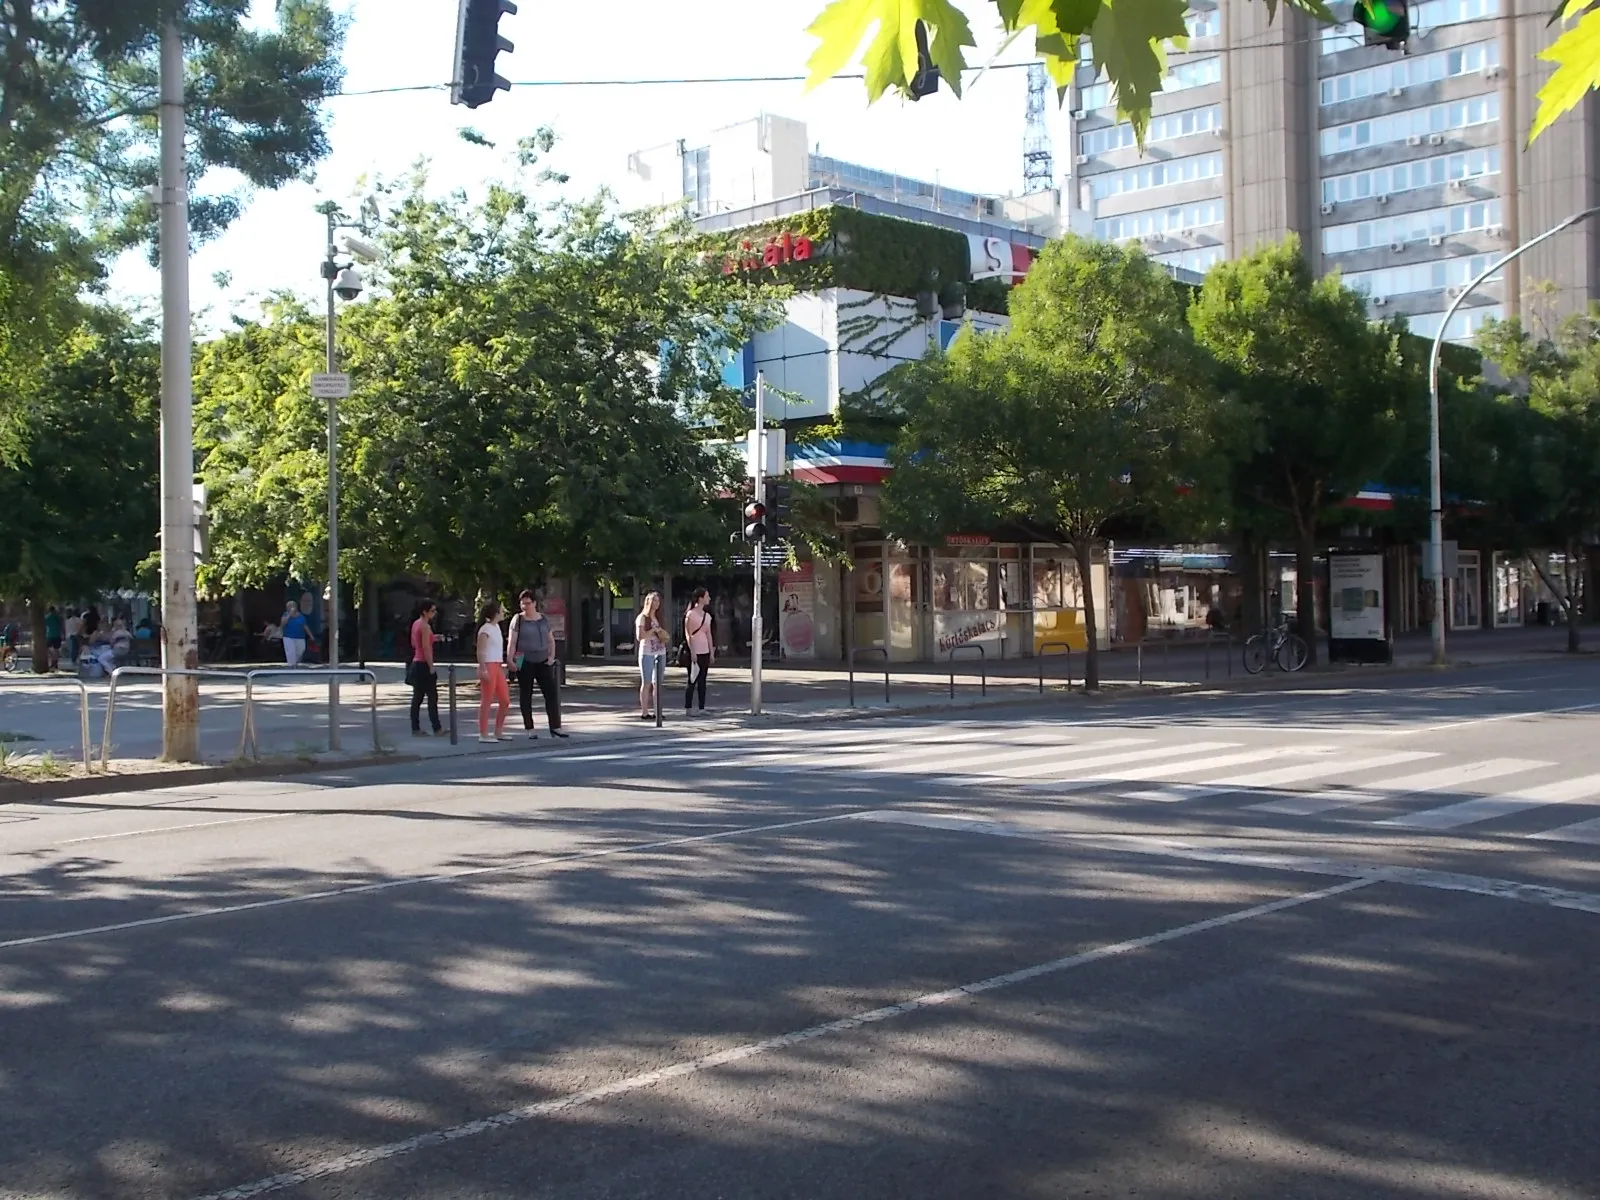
[[1295, 525, 1319, 668], [1527, 552, 1580, 652], [28, 600, 49, 674], [1073, 536, 1101, 692]]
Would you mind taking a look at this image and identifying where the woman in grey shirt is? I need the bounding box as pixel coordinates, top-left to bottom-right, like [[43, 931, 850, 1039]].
[[508, 590, 567, 738]]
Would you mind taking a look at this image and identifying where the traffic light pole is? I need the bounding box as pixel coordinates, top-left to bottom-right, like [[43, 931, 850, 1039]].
[[751, 373, 766, 716]]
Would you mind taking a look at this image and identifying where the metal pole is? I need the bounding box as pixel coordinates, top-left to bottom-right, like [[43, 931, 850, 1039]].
[[447, 662, 458, 745], [1426, 204, 1600, 666], [325, 211, 342, 748], [157, 19, 200, 762], [751, 372, 766, 716]]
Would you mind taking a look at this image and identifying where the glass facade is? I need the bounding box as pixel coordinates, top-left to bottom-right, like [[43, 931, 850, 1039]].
[[1095, 199, 1223, 242], [1322, 147, 1499, 205], [1323, 198, 1501, 254], [1406, 304, 1504, 341], [1342, 253, 1502, 297], [1079, 104, 1221, 157], [1319, 41, 1497, 105], [1321, 93, 1499, 156], [1090, 151, 1223, 199]]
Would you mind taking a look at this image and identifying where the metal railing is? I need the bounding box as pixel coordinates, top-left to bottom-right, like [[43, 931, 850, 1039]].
[[1203, 629, 1234, 681], [0, 677, 93, 772], [1135, 635, 1171, 687], [1037, 641, 1074, 694], [948, 643, 987, 698], [848, 646, 890, 707], [240, 668, 379, 760], [101, 667, 250, 770]]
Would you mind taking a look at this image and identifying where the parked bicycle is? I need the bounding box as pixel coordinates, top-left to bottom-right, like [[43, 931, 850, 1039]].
[[1242, 615, 1309, 675]]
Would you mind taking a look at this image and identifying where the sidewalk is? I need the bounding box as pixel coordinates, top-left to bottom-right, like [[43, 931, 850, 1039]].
[[0, 624, 1582, 788]]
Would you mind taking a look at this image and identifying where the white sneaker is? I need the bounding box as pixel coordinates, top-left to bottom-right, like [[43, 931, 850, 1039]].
[[496, 734, 515, 742], [478, 735, 495, 744]]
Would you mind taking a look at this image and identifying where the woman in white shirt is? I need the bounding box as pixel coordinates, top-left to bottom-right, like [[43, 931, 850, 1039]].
[[476, 600, 512, 743], [635, 591, 668, 720]]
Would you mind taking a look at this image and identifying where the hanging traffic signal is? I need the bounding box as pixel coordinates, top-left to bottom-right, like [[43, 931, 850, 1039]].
[[743, 500, 768, 543], [908, 21, 940, 99], [452, 0, 517, 109], [1354, 0, 1408, 50]]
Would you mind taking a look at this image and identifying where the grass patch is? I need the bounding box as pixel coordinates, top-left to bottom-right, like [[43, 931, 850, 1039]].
[[0, 743, 72, 782], [0, 731, 39, 743]]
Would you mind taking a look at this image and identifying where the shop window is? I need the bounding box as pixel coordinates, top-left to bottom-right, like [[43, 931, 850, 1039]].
[[1033, 560, 1065, 609], [934, 559, 993, 611]]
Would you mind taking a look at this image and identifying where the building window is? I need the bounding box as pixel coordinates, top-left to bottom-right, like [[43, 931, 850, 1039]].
[[1080, 104, 1220, 156], [681, 145, 710, 214], [1323, 199, 1502, 255], [1320, 93, 1499, 156], [1089, 151, 1223, 199], [1186, 8, 1220, 38], [1095, 199, 1224, 241], [1321, 0, 1498, 54], [1322, 147, 1499, 204], [1407, 304, 1503, 343], [1320, 41, 1498, 105], [1079, 56, 1219, 111], [1153, 245, 1224, 273], [1341, 254, 1503, 298]]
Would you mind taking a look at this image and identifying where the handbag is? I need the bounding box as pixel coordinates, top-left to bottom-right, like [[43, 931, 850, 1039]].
[[676, 643, 692, 669]]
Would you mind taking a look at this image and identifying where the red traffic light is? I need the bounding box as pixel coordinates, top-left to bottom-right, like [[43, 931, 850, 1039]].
[[744, 501, 766, 521]]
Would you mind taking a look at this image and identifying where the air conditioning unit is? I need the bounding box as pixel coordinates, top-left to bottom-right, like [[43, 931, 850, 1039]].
[[1212, 126, 1227, 138], [1377, 193, 1390, 204], [1075, 154, 1089, 165], [1448, 178, 1468, 190], [1428, 234, 1444, 246], [1389, 86, 1404, 98], [1483, 64, 1504, 80], [1428, 134, 1444, 145], [1390, 240, 1406, 252], [1372, 296, 1389, 307], [1073, 109, 1088, 120], [1142, 234, 1164, 245], [1446, 285, 1466, 300], [1406, 134, 1424, 146], [1320, 202, 1336, 215], [1487, 224, 1504, 238]]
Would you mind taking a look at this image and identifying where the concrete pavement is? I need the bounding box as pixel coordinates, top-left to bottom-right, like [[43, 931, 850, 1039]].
[[1, 658, 1599, 1197]]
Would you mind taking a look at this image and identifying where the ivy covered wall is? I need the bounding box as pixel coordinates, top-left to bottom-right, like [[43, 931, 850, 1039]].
[[706, 205, 1014, 315]]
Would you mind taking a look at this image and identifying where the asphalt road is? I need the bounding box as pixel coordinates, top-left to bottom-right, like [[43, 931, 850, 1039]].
[[3, 658, 1599, 1199]]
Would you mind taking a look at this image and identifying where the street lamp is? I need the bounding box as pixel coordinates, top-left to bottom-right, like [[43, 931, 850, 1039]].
[[1425, 204, 1600, 665], [317, 205, 375, 748]]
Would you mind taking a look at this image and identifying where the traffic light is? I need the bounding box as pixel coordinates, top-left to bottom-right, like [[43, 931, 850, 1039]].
[[743, 500, 768, 543], [765, 480, 793, 544], [1354, 0, 1408, 50], [908, 21, 939, 99], [452, 0, 517, 109]]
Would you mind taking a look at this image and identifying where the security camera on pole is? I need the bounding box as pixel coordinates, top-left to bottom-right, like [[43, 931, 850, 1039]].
[[314, 206, 374, 748]]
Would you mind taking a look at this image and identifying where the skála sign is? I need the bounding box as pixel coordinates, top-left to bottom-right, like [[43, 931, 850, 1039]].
[[722, 231, 814, 274]]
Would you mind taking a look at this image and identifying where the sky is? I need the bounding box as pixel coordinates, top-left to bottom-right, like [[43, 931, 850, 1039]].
[[108, 0, 1064, 329]]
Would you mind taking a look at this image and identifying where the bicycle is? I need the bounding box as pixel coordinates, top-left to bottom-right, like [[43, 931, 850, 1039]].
[[1242, 616, 1309, 675]]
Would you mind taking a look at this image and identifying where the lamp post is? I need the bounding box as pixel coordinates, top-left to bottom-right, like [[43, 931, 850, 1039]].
[[317, 205, 373, 748], [1426, 205, 1600, 665]]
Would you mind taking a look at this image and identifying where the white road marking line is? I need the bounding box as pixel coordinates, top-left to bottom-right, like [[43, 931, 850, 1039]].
[[0, 811, 872, 953], [743, 728, 1100, 774], [1124, 750, 1440, 803], [1527, 814, 1600, 845], [851, 810, 1600, 917], [54, 813, 296, 846], [849, 738, 1152, 778], [188, 878, 1368, 1200], [1381, 773, 1600, 830], [1401, 700, 1600, 736], [1005, 741, 1239, 785], [1248, 758, 1550, 816], [1050, 746, 1310, 792]]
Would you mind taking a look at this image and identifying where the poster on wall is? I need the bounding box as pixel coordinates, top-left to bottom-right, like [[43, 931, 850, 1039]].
[[1328, 553, 1390, 663], [932, 611, 1007, 661], [779, 562, 817, 659]]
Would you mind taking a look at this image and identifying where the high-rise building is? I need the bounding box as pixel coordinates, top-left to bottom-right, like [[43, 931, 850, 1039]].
[[1070, 0, 1598, 341]]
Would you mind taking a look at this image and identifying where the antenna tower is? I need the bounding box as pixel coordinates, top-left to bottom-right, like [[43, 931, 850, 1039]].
[[1023, 62, 1053, 194]]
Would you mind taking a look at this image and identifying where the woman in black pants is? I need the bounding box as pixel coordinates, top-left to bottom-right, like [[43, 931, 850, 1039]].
[[683, 587, 714, 711]]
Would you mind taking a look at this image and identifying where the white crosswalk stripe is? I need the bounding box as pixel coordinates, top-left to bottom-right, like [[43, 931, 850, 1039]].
[[1528, 815, 1600, 845], [1248, 758, 1550, 816], [1043, 746, 1337, 793], [1380, 773, 1600, 830], [1119, 749, 1438, 803]]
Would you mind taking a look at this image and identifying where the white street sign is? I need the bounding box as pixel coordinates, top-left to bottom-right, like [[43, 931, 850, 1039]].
[[746, 427, 787, 479], [311, 372, 351, 399]]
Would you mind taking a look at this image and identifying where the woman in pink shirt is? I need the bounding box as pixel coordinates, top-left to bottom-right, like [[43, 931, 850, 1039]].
[[408, 601, 443, 736], [682, 587, 715, 713]]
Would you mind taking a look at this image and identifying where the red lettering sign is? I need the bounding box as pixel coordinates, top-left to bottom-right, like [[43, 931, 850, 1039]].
[[721, 231, 814, 274], [945, 533, 992, 547]]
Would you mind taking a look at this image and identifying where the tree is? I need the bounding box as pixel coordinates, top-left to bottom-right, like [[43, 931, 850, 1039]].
[[1475, 308, 1600, 651], [882, 235, 1214, 690], [1189, 238, 1416, 665], [806, 0, 1585, 146], [0, 306, 160, 671], [194, 173, 781, 600]]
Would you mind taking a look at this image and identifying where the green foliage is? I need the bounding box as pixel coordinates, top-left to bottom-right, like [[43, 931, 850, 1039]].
[[1190, 237, 1418, 658], [0, 304, 160, 661], [195, 174, 782, 596], [706, 206, 1008, 314], [881, 235, 1214, 686], [1530, 0, 1600, 143], [806, 0, 1331, 142]]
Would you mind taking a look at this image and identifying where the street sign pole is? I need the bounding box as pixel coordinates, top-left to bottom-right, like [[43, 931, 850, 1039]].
[[322, 210, 344, 750], [751, 373, 765, 716]]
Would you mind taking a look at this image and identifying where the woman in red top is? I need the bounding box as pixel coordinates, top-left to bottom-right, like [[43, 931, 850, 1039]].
[[409, 601, 443, 736]]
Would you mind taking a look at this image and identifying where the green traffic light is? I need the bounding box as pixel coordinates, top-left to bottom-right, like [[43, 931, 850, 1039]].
[[1359, 0, 1402, 33]]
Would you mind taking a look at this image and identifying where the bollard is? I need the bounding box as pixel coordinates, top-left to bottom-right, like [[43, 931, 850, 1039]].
[[448, 662, 458, 745]]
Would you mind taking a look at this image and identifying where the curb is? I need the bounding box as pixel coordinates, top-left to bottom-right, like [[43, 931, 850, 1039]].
[[0, 750, 420, 804]]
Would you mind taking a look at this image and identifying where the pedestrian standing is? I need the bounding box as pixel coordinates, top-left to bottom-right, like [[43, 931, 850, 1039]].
[[635, 591, 668, 720], [64, 608, 82, 670], [408, 601, 443, 737], [682, 587, 714, 713], [280, 601, 309, 666], [43, 606, 62, 672], [509, 590, 567, 739], [476, 599, 512, 743]]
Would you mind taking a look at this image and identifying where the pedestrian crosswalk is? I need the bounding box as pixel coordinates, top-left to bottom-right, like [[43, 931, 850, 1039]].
[[538, 720, 1600, 846]]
